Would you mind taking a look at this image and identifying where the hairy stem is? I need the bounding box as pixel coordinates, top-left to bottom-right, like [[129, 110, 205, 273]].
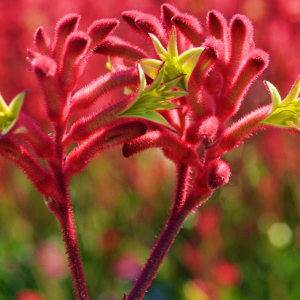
[[48, 122, 90, 300], [174, 163, 192, 213], [126, 164, 191, 300], [58, 202, 90, 300]]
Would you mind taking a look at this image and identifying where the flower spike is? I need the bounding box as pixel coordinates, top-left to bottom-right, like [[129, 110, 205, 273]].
[[118, 64, 188, 130], [139, 28, 204, 90], [260, 77, 300, 129], [0, 90, 27, 135]]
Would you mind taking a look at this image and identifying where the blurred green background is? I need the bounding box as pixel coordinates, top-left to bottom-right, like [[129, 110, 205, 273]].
[[1, 0, 300, 299]]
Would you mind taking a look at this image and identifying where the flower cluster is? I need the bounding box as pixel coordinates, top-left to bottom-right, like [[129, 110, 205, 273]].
[[0, 3, 299, 300]]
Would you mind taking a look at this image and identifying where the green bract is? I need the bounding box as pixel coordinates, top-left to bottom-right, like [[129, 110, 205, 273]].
[[0, 91, 26, 135], [260, 77, 300, 130], [118, 64, 188, 130], [139, 28, 204, 90]]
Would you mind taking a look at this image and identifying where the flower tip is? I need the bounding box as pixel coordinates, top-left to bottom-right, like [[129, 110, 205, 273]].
[[148, 32, 155, 39]]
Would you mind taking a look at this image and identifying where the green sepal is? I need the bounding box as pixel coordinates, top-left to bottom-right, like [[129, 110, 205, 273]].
[[149, 33, 168, 58], [147, 64, 166, 92], [162, 90, 189, 99], [168, 28, 178, 58], [179, 47, 205, 87], [147, 31, 204, 90], [260, 108, 300, 129], [265, 81, 281, 112], [137, 64, 147, 98], [260, 77, 300, 130], [118, 64, 186, 130], [284, 76, 300, 104], [139, 59, 162, 79], [0, 90, 26, 135], [9, 90, 26, 117], [0, 94, 9, 113], [155, 102, 181, 111], [1, 119, 17, 135], [162, 74, 186, 91], [121, 110, 176, 131]]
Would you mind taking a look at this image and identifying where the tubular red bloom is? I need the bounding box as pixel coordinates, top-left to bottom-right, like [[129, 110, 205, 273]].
[[16, 113, 55, 158], [226, 14, 254, 80], [94, 36, 148, 62], [52, 14, 81, 63], [87, 18, 120, 51], [65, 121, 147, 175], [172, 13, 205, 47], [0, 137, 57, 199], [59, 31, 90, 92], [34, 27, 52, 56], [207, 10, 228, 44], [161, 4, 180, 31], [70, 68, 138, 113], [123, 130, 201, 168], [217, 49, 269, 122]]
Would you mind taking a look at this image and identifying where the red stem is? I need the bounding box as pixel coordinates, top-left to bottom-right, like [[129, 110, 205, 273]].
[[126, 163, 191, 300], [127, 207, 190, 300], [58, 202, 90, 300], [173, 163, 192, 213], [48, 123, 90, 300]]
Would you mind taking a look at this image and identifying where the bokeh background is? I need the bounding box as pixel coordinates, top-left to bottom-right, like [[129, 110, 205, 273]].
[[1, 0, 300, 299]]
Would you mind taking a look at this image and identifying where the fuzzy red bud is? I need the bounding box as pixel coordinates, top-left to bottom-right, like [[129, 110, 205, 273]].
[[217, 49, 269, 122], [0, 137, 56, 197], [172, 13, 205, 47], [227, 15, 254, 80], [122, 10, 166, 46], [161, 4, 180, 31], [59, 31, 90, 92], [34, 27, 52, 56], [17, 113, 54, 158], [122, 10, 145, 34], [207, 10, 228, 41], [32, 55, 65, 123], [70, 68, 138, 113], [65, 97, 132, 145], [123, 131, 201, 168], [87, 18, 119, 50], [94, 36, 148, 62], [27, 48, 41, 61], [52, 14, 80, 63], [65, 121, 147, 175], [206, 159, 230, 190], [32, 55, 57, 77], [188, 38, 223, 119], [186, 116, 221, 146]]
